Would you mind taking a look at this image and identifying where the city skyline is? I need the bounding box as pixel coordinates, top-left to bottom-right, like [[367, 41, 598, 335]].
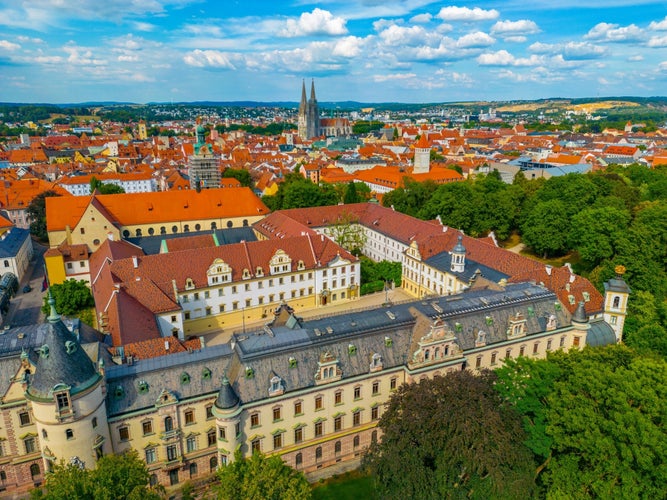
[[0, 1, 666, 104]]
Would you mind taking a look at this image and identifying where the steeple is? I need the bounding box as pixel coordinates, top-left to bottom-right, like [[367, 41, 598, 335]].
[[450, 234, 466, 273], [215, 374, 240, 410], [310, 79, 317, 102], [299, 80, 307, 112]]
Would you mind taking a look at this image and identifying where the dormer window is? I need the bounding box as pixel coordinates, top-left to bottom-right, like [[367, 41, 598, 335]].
[[315, 352, 341, 385], [370, 353, 383, 372], [185, 278, 195, 290], [269, 376, 284, 396], [242, 269, 251, 280], [297, 260, 305, 270], [256, 266, 264, 277]]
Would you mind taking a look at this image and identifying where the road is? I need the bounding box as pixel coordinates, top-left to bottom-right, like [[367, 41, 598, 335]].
[[2, 239, 48, 328]]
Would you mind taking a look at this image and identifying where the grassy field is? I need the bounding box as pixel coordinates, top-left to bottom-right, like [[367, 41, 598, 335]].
[[311, 470, 377, 500]]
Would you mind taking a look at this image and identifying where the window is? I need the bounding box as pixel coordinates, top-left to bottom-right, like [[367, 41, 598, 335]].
[[533, 343, 539, 355], [295, 453, 303, 467], [193, 292, 199, 300], [490, 352, 497, 365], [353, 435, 360, 449], [208, 430, 216, 447], [613, 296, 620, 308], [273, 433, 283, 450], [219, 305, 225, 313], [315, 395, 323, 410], [272, 407, 282, 422], [206, 405, 214, 419], [372, 381, 380, 396], [334, 391, 342, 405], [560, 336, 566, 348], [372, 406, 379, 420], [145, 448, 156, 464], [314, 421, 323, 437], [186, 436, 197, 453], [119, 426, 129, 441], [520, 345, 526, 356], [250, 412, 260, 427], [210, 456, 218, 472], [547, 339, 553, 351], [142, 420, 153, 436], [166, 444, 178, 461], [251, 439, 261, 453], [56, 392, 70, 412], [66, 429, 74, 440], [315, 446, 322, 461], [24, 437, 36, 454], [573, 336, 581, 347], [334, 415, 342, 432], [169, 468, 179, 486], [390, 377, 397, 391], [164, 416, 173, 432], [184, 410, 195, 425], [294, 427, 303, 444], [294, 401, 303, 416], [335, 440, 342, 455], [353, 411, 361, 427], [30, 463, 40, 479], [92, 417, 98, 429], [19, 411, 31, 426], [189, 463, 198, 478], [67, 262, 73, 270], [353, 386, 361, 400]]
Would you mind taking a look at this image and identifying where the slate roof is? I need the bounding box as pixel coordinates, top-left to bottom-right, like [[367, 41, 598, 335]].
[[586, 319, 617, 347], [125, 227, 257, 255], [0, 227, 30, 258], [425, 252, 508, 284]]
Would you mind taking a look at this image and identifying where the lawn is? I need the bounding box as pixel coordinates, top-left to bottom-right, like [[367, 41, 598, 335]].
[[311, 470, 377, 500]]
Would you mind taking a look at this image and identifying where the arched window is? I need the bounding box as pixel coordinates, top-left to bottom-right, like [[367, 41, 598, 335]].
[[209, 456, 218, 471], [295, 452, 303, 467], [184, 224, 190, 232], [613, 296, 620, 308], [66, 429, 73, 440], [172, 225, 178, 233], [211, 222, 217, 230], [243, 219, 248, 227], [195, 223, 201, 231], [315, 446, 322, 461], [189, 462, 198, 478], [164, 416, 173, 431], [353, 435, 360, 449], [227, 221, 233, 228], [371, 430, 378, 443], [148, 227, 154, 236], [135, 228, 142, 237], [160, 226, 166, 235], [122, 230, 130, 238], [335, 441, 341, 455], [30, 463, 40, 479], [149, 474, 158, 487]]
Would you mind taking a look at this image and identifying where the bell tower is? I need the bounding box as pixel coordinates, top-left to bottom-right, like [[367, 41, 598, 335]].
[[603, 265, 631, 342]]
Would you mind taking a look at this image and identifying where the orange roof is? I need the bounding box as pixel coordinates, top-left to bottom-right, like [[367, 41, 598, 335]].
[[46, 187, 269, 231]]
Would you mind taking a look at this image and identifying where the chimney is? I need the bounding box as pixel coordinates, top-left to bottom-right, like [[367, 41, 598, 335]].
[[132, 256, 138, 268], [165, 340, 170, 351], [545, 265, 552, 276], [199, 336, 206, 349], [107, 232, 114, 241]]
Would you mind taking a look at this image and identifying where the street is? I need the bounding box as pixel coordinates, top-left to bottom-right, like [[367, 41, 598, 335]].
[[2, 239, 48, 328]]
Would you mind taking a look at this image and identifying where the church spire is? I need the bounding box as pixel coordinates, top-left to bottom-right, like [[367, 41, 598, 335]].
[[299, 79, 307, 112], [310, 79, 317, 101]]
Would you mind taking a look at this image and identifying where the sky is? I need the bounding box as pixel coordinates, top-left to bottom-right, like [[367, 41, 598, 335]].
[[0, 1, 666, 104]]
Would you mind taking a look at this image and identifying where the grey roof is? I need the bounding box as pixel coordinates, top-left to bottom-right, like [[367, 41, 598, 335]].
[[452, 235, 466, 254], [0, 228, 30, 258], [572, 301, 588, 323], [604, 276, 631, 294], [586, 319, 617, 347], [215, 375, 240, 409], [425, 252, 508, 284], [26, 303, 101, 400], [125, 227, 257, 255]]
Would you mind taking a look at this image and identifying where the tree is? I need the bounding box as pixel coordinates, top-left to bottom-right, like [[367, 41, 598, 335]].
[[223, 168, 253, 188], [327, 211, 367, 255], [215, 450, 311, 500], [569, 206, 630, 266], [520, 199, 570, 258], [364, 371, 535, 500], [343, 181, 360, 204], [90, 176, 125, 195], [496, 346, 667, 498], [42, 279, 95, 316], [32, 450, 163, 500], [27, 190, 61, 242]]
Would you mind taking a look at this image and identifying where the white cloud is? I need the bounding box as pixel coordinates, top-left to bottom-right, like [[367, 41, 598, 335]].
[[0, 40, 20, 51], [436, 6, 499, 22], [585, 22, 644, 42], [647, 35, 667, 47], [332, 36, 365, 57], [529, 41, 606, 59], [132, 22, 156, 32], [33, 55, 63, 64], [379, 24, 431, 46], [477, 49, 515, 66], [279, 8, 347, 38], [456, 31, 495, 48], [373, 73, 416, 82], [183, 49, 237, 69], [504, 35, 527, 43], [410, 13, 432, 24], [16, 36, 43, 44], [648, 16, 667, 31], [627, 54, 644, 61], [63, 45, 106, 66], [118, 55, 139, 62], [491, 20, 540, 36], [659, 61, 667, 71]]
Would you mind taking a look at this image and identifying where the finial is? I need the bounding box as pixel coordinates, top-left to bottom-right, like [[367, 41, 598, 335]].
[[614, 265, 626, 276], [47, 290, 60, 323]]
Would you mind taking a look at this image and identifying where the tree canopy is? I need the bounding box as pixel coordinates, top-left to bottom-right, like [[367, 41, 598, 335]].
[[215, 451, 311, 500], [43, 279, 95, 316], [223, 168, 253, 188], [495, 345, 667, 498], [364, 370, 535, 500], [262, 174, 339, 211], [90, 176, 125, 195], [27, 190, 61, 242], [31, 450, 163, 500]]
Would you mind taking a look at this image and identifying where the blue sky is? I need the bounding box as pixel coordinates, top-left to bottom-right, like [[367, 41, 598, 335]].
[[0, 1, 666, 104]]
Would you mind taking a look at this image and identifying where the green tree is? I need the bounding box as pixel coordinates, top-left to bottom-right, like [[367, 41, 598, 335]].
[[32, 450, 163, 500], [27, 190, 61, 242], [364, 370, 535, 500], [327, 211, 367, 255], [90, 177, 126, 195], [569, 206, 630, 266], [382, 179, 438, 217], [223, 168, 253, 188], [343, 181, 361, 204], [43, 279, 95, 316], [215, 450, 311, 500], [521, 199, 570, 258]]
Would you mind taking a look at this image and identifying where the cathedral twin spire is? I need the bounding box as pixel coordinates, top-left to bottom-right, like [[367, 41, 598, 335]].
[[298, 79, 320, 140]]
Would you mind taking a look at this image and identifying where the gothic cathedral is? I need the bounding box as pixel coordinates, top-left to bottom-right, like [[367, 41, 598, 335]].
[[298, 80, 320, 140]]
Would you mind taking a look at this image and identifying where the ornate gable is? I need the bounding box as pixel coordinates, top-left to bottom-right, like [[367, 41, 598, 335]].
[[411, 318, 462, 367]]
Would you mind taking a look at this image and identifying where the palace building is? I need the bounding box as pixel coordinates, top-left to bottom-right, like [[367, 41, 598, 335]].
[[0, 279, 622, 496]]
